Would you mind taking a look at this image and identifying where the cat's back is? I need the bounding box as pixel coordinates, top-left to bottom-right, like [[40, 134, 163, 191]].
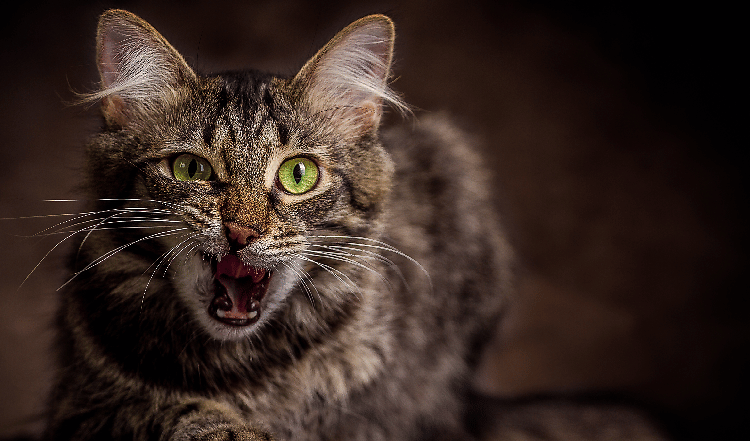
[[379, 115, 670, 441], [380, 113, 514, 349]]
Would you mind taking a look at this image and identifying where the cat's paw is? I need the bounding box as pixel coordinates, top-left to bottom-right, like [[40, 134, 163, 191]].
[[167, 399, 274, 441], [173, 423, 273, 441], [189, 425, 274, 441]]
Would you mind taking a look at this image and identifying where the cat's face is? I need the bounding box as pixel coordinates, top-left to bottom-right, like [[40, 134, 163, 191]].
[[136, 78, 352, 341], [85, 10, 403, 340]]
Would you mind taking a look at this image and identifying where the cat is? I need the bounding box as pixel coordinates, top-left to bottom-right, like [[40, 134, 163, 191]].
[[41, 9, 667, 441]]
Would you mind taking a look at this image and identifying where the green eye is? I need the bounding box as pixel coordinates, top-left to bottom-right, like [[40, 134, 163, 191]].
[[278, 157, 319, 194], [173, 154, 212, 181]]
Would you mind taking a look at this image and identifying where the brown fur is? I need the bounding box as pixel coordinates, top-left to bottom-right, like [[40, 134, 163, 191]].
[[44, 9, 667, 441]]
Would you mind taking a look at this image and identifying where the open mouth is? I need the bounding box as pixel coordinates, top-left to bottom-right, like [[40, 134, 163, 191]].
[[209, 254, 272, 327]]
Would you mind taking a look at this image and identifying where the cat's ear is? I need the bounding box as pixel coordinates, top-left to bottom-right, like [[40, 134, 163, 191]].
[[89, 9, 197, 127], [291, 15, 406, 139]]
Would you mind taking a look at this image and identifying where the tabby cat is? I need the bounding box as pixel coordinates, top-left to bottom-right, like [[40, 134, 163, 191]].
[[42, 9, 666, 441]]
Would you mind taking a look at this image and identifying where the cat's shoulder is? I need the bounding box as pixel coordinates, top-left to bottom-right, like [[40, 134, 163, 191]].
[[382, 112, 493, 202], [382, 112, 480, 157]]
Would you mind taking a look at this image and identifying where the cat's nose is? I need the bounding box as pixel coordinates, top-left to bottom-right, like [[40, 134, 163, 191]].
[[224, 221, 260, 250]]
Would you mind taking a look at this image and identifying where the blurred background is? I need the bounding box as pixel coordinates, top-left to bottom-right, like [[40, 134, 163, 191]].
[[1, 1, 746, 439]]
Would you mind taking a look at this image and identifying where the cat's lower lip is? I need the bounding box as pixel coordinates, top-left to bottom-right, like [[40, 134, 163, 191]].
[[207, 254, 272, 327]]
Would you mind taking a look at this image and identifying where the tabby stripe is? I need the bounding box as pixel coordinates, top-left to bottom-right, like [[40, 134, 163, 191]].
[[202, 123, 215, 147]]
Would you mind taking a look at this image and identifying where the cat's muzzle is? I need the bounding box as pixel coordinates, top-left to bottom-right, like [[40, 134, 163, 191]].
[[209, 254, 272, 327]]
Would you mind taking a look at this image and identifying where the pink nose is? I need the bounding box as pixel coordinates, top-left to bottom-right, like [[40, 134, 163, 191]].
[[224, 221, 260, 248]]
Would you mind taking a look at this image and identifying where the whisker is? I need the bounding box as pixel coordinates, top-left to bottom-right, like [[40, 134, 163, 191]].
[[311, 243, 398, 270], [17, 207, 176, 239], [303, 248, 380, 277], [9, 198, 196, 290], [302, 249, 392, 291], [296, 255, 361, 299], [140, 232, 201, 311], [282, 260, 319, 308], [43, 197, 194, 210], [311, 243, 413, 291], [140, 231, 198, 281], [58, 227, 190, 290], [179, 243, 203, 268], [310, 235, 431, 289], [161, 234, 203, 277], [28, 207, 182, 244], [20, 222, 183, 239], [22, 209, 128, 237], [16, 212, 128, 291], [74, 212, 137, 263]]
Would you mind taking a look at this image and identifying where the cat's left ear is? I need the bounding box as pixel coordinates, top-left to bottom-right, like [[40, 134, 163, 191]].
[[91, 9, 197, 127], [291, 15, 406, 139]]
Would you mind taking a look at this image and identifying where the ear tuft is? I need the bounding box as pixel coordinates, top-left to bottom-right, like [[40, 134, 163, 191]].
[[293, 15, 408, 139], [81, 9, 196, 126]]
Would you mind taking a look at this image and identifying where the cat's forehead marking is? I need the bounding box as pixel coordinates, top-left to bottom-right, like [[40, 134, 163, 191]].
[[212, 106, 279, 188], [216, 81, 283, 149]]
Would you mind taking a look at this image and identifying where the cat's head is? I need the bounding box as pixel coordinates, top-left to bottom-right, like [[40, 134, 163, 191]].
[[83, 10, 406, 340]]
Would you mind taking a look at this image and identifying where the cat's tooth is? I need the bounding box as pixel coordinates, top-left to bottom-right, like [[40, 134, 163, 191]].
[[249, 311, 258, 319], [216, 309, 226, 318], [217, 255, 222, 263]]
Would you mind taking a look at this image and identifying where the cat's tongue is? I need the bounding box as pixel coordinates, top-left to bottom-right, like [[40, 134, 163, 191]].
[[216, 254, 265, 283], [211, 255, 268, 326]]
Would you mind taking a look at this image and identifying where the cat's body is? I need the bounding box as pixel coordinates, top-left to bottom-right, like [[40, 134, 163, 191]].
[[44, 10, 510, 441], [43, 9, 666, 441]]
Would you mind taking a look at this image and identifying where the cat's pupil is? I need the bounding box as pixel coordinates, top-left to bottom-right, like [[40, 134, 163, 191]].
[[188, 159, 197, 178], [293, 162, 305, 184]]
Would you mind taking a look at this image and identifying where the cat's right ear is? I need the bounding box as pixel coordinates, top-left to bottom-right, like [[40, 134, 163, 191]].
[[89, 9, 197, 127]]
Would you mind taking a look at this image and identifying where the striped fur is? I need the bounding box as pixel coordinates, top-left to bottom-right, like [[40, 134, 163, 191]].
[[43, 9, 666, 441]]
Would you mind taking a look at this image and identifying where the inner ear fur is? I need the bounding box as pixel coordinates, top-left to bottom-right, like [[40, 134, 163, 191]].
[[291, 15, 406, 139], [90, 9, 197, 127]]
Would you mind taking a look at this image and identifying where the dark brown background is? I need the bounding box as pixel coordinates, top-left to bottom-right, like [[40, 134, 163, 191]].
[[1, 1, 746, 440]]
